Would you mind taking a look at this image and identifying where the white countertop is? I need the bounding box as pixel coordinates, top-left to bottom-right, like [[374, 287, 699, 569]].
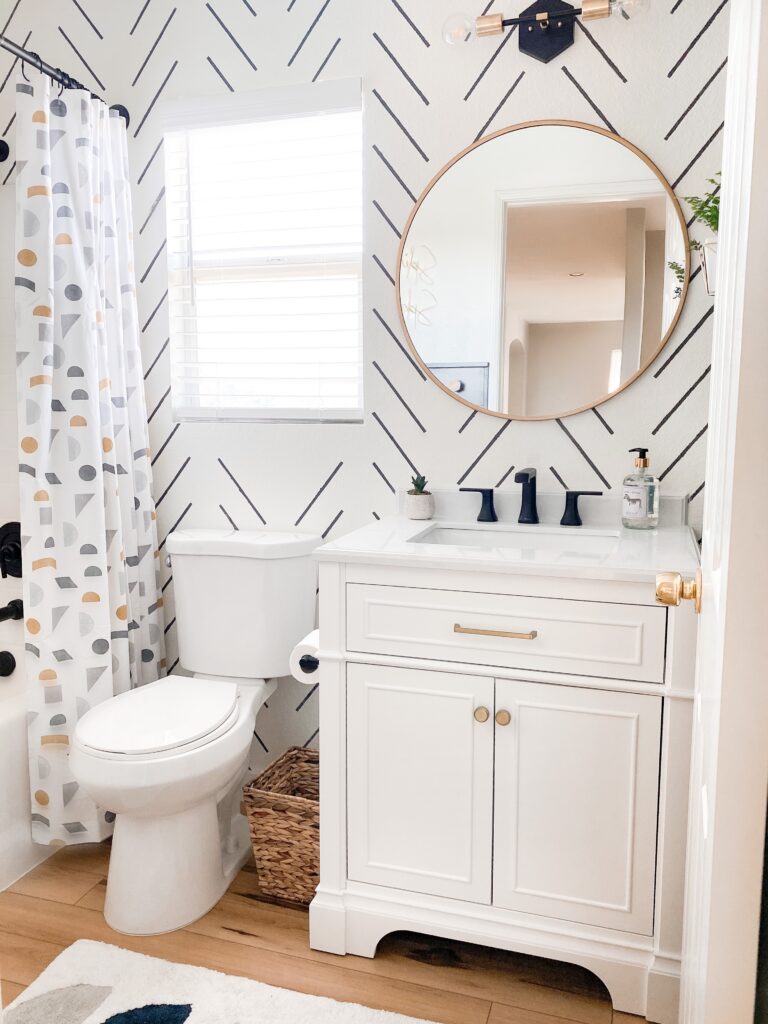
[[316, 505, 700, 584]]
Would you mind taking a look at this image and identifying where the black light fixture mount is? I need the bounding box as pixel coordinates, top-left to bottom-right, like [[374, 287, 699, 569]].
[[515, 0, 578, 64]]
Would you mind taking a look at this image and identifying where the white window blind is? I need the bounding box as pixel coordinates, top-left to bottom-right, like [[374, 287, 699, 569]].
[[163, 83, 363, 422]]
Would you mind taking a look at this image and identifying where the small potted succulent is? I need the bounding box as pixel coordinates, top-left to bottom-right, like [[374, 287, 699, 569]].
[[405, 474, 434, 520]]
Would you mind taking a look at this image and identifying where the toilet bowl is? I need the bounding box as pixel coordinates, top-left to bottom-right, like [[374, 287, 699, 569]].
[[70, 674, 273, 934], [70, 528, 319, 936]]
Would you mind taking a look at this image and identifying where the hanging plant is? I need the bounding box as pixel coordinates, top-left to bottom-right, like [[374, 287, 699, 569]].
[[685, 173, 720, 296], [685, 175, 720, 234], [668, 259, 686, 300]]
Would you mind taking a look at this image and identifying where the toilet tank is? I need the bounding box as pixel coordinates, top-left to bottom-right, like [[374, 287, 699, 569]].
[[166, 529, 320, 680]]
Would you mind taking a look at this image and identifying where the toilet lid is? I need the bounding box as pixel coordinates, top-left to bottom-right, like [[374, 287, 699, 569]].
[[76, 676, 239, 756]]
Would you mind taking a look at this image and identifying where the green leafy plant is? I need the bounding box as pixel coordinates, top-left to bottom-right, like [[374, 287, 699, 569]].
[[667, 174, 720, 298], [684, 174, 720, 234], [668, 259, 686, 299], [408, 474, 430, 495]]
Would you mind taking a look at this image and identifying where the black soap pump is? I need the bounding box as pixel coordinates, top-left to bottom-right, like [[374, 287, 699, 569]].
[[621, 448, 659, 529]]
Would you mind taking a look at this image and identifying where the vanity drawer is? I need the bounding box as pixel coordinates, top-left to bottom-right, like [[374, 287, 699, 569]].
[[346, 585, 666, 683]]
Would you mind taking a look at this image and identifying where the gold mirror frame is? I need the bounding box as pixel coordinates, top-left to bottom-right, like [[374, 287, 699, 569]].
[[395, 119, 691, 421]]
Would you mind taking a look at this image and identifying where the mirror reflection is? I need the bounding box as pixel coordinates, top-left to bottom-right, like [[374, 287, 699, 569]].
[[398, 122, 688, 419]]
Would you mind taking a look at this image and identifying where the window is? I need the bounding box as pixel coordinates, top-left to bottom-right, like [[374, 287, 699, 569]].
[[163, 80, 363, 422]]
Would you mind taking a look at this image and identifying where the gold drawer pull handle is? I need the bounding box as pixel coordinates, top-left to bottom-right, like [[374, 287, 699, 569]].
[[474, 706, 490, 723], [454, 624, 538, 641], [495, 710, 512, 727]]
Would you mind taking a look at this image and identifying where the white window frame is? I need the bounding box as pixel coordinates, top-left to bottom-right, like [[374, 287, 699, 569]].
[[161, 78, 364, 424]]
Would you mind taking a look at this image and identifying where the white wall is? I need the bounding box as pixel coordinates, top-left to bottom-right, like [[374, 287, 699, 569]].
[[0, 0, 728, 763], [0, 186, 50, 888], [642, 230, 666, 362], [525, 321, 623, 417]]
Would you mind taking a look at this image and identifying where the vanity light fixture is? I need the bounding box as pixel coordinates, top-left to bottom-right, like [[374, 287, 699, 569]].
[[444, 0, 649, 64]]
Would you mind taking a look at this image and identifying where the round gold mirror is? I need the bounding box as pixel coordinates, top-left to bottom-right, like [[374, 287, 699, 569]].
[[396, 120, 690, 420]]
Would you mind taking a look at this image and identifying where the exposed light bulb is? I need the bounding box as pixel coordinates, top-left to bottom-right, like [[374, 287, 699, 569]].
[[442, 13, 476, 46], [611, 0, 651, 17]]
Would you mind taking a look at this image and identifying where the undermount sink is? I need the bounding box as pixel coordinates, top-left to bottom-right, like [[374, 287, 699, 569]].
[[412, 524, 621, 562]]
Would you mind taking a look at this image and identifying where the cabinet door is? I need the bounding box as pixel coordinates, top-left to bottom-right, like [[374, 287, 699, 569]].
[[347, 663, 494, 903], [493, 679, 661, 934]]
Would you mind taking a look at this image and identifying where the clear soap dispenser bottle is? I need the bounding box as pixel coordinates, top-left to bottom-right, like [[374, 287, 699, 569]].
[[621, 447, 659, 529]]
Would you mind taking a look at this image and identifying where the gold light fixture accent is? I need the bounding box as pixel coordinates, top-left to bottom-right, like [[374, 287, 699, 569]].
[[476, 13, 504, 35], [581, 0, 611, 19]]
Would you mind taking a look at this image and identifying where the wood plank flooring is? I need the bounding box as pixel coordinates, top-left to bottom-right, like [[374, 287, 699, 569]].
[[0, 843, 644, 1024]]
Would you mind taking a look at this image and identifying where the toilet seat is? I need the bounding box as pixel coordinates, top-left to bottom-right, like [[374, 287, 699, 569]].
[[76, 676, 240, 760]]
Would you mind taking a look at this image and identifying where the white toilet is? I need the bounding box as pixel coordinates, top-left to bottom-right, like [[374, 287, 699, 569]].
[[70, 528, 319, 936]]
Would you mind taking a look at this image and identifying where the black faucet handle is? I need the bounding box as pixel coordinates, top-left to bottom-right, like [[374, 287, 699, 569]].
[[560, 490, 603, 528], [514, 467, 537, 484], [459, 487, 498, 523]]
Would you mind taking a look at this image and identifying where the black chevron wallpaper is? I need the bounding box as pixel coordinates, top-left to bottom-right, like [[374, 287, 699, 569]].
[[0, 0, 729, 763]]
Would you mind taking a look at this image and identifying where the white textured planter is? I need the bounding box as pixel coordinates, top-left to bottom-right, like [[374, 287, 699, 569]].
[[404, 492, 434, 520], [700, 238, 718, 296]]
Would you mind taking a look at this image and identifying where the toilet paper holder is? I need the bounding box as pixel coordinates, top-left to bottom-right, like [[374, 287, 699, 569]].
[[299, 653, 319, 674], [290, 629, 321, 685]]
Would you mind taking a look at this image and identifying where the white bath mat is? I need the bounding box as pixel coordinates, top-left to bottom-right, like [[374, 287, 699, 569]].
[[3, 940, 434, 1024]]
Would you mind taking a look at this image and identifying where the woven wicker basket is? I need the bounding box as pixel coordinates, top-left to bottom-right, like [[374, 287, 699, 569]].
[[242, 746, 319, 905]]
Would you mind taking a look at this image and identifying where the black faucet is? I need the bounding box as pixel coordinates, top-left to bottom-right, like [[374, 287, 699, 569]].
[[460, 487, 498, 523], [514, 468, 538, 524]]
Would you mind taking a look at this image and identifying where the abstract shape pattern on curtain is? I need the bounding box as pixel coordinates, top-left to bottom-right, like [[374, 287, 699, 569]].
[[15, 75, 166, 846]]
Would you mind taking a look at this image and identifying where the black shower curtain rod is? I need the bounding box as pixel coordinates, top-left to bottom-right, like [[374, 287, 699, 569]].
[[0, 33, 129, 162]]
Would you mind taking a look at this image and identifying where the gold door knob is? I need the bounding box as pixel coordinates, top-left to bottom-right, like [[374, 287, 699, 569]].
[[495, 709, 512, 727], [474, 706, 490, 723], [655, 568, 702, 614]]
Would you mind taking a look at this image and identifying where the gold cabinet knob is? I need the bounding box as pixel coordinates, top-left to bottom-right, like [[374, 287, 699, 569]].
[[474, 706, 490, 723], [655, 568, 702, 614], [495, 709, 512, 727]]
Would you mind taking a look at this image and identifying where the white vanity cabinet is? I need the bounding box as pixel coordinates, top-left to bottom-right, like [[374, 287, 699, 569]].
[[309, 514, 700, 1024], [347, 664, 661, 932]]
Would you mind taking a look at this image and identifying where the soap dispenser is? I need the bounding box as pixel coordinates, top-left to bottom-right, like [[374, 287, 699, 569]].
[[621, 448, 659, 529]]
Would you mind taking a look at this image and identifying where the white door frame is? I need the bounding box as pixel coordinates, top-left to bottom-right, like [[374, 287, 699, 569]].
[[681, 1, 768, 1020]]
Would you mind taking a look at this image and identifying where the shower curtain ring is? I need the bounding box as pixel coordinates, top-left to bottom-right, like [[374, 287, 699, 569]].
[[55, 69, 66, 96], [21, 52, 41, 83]]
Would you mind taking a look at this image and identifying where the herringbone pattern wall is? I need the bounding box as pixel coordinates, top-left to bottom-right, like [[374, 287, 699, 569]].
[[0, 0, 729, 765]]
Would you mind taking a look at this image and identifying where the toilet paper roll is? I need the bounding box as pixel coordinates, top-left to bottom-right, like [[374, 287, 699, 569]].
[[290, 629, 320, 686]]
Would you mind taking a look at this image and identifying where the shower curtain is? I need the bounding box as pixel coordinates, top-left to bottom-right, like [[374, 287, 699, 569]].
[[14, 75, 166, 846]]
